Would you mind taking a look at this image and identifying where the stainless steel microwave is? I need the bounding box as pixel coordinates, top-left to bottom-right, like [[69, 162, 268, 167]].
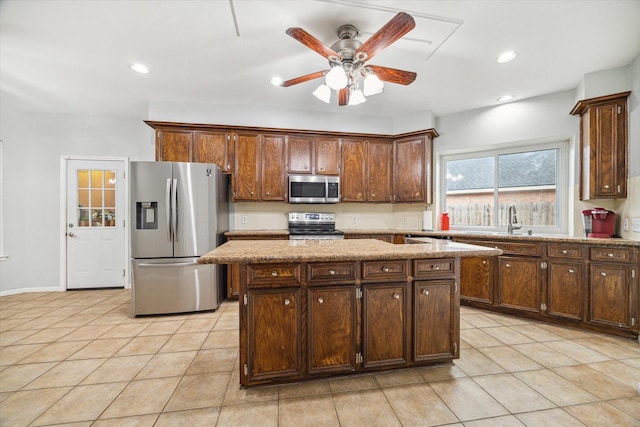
[[288, 175, 340, 204]]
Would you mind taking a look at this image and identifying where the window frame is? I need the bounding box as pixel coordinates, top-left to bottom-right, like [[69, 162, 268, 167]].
[[440, 140, 570, 235]]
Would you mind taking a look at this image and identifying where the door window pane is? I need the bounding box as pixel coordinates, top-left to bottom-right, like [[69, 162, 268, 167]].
[[76, 169, 117, 227]]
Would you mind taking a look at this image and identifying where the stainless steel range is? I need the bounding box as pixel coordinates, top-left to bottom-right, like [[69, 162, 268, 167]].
[[288, 212, 344, 240]]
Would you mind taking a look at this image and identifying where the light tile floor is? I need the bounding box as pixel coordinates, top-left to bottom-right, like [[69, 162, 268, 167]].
[[1, 289, 639, 426]]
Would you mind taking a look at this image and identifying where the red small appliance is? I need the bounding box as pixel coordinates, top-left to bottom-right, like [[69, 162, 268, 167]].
[[583, 208, 616, 238]]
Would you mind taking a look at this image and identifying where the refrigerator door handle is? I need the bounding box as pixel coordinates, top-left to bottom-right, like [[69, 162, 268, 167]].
[[165, 178, 172, 242], [172, 178, 178, 242], [136, 261, 199, 268]]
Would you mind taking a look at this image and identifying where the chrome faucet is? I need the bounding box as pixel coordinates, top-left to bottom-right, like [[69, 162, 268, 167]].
[[507, 204, 522, 234]]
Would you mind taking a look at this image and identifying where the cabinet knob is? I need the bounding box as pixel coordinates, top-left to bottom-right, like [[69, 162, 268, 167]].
[[607, 253, 614, 258], [431, 265, 440, 270], [317, 297, 324, 304], [382, 266, 390, 273], [561, 250, 568, 255], [266, 192, 270, 196], [604, 184, 610, 189], [271, 271, 278, 277], [482, 260, 487, 265], [329, 269, 336, 275], [250, 191, 255, 195], [422, 290, 429, 296], [505, 263, 511, 268], [358, 193, 362, 198], [371, 194, 375, 197], [600, 272, 607, 277], [393, 293, 400, 300], [284, 298, 291, 305], [415, 192, 420, 197], [568, 268, 575, 274]]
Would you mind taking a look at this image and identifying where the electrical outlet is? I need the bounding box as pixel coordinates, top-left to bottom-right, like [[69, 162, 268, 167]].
[[241, 215, 248, 224], [402, 217, 407, 224], [632, 218, 640, 233], [623, 218, 629, 231], [352, 216, 357, 223]]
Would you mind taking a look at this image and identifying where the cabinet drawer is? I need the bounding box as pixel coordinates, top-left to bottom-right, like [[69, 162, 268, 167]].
[[362, 260, 409, 281], [413, 258, 455, 278], [547, 244, 585, 260], [493, 241, 542, 257], [590, 247, 634, 263], [308, 262, 357, 284], [247, 263, 302, 288]]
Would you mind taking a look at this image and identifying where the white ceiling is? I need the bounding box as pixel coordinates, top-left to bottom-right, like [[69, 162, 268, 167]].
[[1, 0, 639, 120]]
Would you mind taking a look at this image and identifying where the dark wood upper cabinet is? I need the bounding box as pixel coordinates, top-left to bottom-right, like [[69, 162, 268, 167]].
[[146, 121, 438, 203], [261, 134, 287, 201], [315, 137, 341, 175], [193, 130, 231, 172], [393, 135, 431, 203], [287, 135, 314, 174], [367, 140, 393, 202], [340, 139, 367, 202], [156, 129, 192, 162], [571, 91, 630, 200], [233, 133, 261, 201]]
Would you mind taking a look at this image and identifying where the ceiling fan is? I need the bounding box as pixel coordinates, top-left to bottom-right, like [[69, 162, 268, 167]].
[[278, 12, 417, 106]]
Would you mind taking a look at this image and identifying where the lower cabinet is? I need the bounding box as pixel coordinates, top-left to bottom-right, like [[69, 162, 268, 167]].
[[362, 283, 409, 369], [497, 256, 541, 313], [240, 258, 459, 386], [459, 256, 493, 305], [246, 287, 302, 383], [414, 280, 456, 361], [455, 237, 638, 339], [307, 286, 357, 375], [589, 263, 633, 329]]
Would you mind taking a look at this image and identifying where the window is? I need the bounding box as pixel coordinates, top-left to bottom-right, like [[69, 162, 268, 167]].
[[442, 141, 568, 234]]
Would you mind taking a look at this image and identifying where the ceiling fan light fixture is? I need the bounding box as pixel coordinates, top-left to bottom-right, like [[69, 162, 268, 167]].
[[326, 65, 348, 90], [348, 89, 366, 105], [312, 84, 331, 103], [270, 76, 283, 86], [363, 74, 384, 96]]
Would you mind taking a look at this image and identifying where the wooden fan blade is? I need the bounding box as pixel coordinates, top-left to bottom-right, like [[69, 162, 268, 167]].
[[280, 71, 328, 87], [368, 65, 416, 85], [355, 12, 415, 62], [338, 88, 349, 106], [286, 27, 342, 60]]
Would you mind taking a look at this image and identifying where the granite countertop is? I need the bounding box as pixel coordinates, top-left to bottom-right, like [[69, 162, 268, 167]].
[[225, 229, 640, 247], [200, 238, 502, 264]]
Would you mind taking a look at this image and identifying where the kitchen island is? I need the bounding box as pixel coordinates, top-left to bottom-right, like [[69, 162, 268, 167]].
[[200, 238, 501, 386]]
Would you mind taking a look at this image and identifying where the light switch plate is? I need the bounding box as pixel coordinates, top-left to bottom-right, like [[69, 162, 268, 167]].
[[632, 218, 640, 233]]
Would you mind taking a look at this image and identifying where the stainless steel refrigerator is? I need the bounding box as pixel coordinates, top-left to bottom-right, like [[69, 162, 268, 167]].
[[130, 161, 228, 315]]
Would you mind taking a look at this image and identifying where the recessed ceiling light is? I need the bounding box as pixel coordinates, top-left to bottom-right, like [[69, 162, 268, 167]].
[[130, 63, 149, 74], [270, 76, 283, 87], [497, 95, 515, 102], [497, 51, 518, 64]]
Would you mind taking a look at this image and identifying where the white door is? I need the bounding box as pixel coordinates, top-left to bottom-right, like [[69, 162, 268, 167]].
[[66, 159, 126, 289]]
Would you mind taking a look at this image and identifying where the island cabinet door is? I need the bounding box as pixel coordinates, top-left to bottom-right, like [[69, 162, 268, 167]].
[[246, 288, 302, 383], [362, 282, 410, 369], [589, 264, 632, 329], [413, 280, 455, 361], [307, 286, 358, 375]]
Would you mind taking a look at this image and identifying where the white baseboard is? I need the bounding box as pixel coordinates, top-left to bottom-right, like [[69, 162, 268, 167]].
[[0, 286, 64, 297]]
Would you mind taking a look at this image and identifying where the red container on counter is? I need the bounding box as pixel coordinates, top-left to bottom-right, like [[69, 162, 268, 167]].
[[440, 213, 450, 230]]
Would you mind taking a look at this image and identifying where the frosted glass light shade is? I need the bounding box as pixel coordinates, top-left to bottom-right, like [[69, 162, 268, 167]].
[[312, 84, 331, 103], [348, 89, 366, 105], [325, 66, 348, 90], [363, 74, 384, 96]]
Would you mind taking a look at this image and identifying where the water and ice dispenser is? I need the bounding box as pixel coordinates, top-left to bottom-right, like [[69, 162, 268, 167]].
[[136, 202, 158, 229]]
